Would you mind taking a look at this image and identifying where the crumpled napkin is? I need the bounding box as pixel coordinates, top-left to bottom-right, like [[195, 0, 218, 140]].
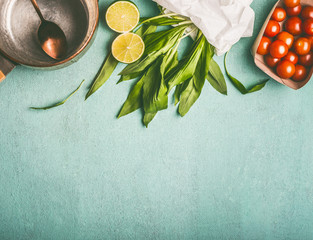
[[153, 0, 255, 55]]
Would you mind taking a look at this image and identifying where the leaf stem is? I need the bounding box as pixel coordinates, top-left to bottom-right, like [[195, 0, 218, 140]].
[[178, 20, 193, 26], [179, 27, 198, 40], [141, 13, 183, 24]]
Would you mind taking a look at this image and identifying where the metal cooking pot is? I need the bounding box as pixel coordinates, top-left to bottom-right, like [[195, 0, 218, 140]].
[[0, 0, 99, 82]]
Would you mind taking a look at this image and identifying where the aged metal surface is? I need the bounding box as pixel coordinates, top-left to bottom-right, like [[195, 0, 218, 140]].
[[0, 0, 98, 68], [0, 54, 15, 81]]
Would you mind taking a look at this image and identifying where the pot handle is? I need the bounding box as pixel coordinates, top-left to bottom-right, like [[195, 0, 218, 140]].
[[0, 54, 16, 83]]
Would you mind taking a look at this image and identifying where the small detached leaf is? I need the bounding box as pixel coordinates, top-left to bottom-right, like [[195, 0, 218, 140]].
[[85, 53, 118, 100], [224, 52, 269, 94], [31, 80, 85, 110]]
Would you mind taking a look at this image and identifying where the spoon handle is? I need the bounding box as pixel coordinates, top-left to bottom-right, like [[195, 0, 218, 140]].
[[30, 0, 45, 22]]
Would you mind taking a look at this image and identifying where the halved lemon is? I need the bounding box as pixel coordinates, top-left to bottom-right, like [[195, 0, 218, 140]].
[[106, 1, 140, 33], [112, 33, 145, 64]]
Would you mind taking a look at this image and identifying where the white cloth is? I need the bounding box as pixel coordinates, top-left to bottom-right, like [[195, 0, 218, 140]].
[[153, 0, 255, 55]]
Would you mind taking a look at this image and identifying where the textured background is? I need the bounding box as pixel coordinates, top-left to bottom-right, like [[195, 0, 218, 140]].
[[1, 0, 313, 239]]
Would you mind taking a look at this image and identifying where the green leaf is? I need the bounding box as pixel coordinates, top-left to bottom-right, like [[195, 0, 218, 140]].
[[163, 44, 179, 76], [167, 33, 206, 91], [177, 40, 211, 117], [143, 112, 157, 128], [174, 84, 182, 105], [117, 72, 143, 84], [143, 43, 181, 116], [194, 39, 214, 91], [117, 77, 144, 118], [30, 80, 85, 110], [142, 17, 185, 26], [178, 78, 201, 117], [206, 59, 227, 95], [137, 25, 158, 38], [85, 53, 118, 100], [224, 52, 269, 94], [144, 26, 186, 54], [119, 26, 186, 76], [118, 43, 180, 122], [142, 58, 168, 113]]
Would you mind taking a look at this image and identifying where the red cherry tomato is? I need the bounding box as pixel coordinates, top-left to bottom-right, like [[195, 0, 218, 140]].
[[286, 5, 302, 16], [276, 60, 296, 79], [270, 40, 289, 58], [265, 20, 281, 37], [301, 6, 313, 19], [294, 38, 311, 55], [257, 37, 272, 55], [283, 0, 300, 8], [283, 51, 298, 64], [276, 31, 294, 49], [265, 55, 281, 68], [292, 65, 308, 82], [285, 17, 302, 35], [303, 19, 313, 36], [298, 52, 313, 66], [272, 7, 287, 22], [308, 36, 313, 46]]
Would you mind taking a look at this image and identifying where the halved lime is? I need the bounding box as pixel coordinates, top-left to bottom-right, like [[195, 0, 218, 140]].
[[106, 1, 140, 33], [111, 33, 145, 63]]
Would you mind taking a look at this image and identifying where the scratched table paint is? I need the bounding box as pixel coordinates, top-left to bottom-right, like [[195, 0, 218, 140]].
[[1, 0, 313, 239]]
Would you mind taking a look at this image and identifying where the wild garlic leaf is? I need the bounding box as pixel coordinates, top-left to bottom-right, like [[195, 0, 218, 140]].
[[117, 77, 144, 118], [163, 44, 180, 76], [143, 112, 157, 128], [142, 17, 185, 26], [142, 58, 168, 113], [85, 53, 118, 100], [174, 84, 182, 105], [194, 39, 214, 91], [31, 80, 85, 110], [120, 26, 186, 76], [138, 25, 158, 38], [117, 72, 144, 84], [178, 41, 211, 117], [224, 52, 269, 94], [144, 44, 181, 115], [178, 78, 201, 117], [141, 45, 181, 124], [206, 59, 227, 95], [144, 26, 186, 55], [167, 34, 206, 91]]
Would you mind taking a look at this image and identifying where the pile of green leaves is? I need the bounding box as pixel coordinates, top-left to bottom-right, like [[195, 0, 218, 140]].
[[85, 13, 269, 127]]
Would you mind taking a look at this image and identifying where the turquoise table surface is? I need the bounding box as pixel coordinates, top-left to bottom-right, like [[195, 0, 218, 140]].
[[1, 0, 313, 239]]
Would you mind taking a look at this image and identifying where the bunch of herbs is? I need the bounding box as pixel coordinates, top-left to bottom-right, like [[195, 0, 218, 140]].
[[85, 10, 268, 127]]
